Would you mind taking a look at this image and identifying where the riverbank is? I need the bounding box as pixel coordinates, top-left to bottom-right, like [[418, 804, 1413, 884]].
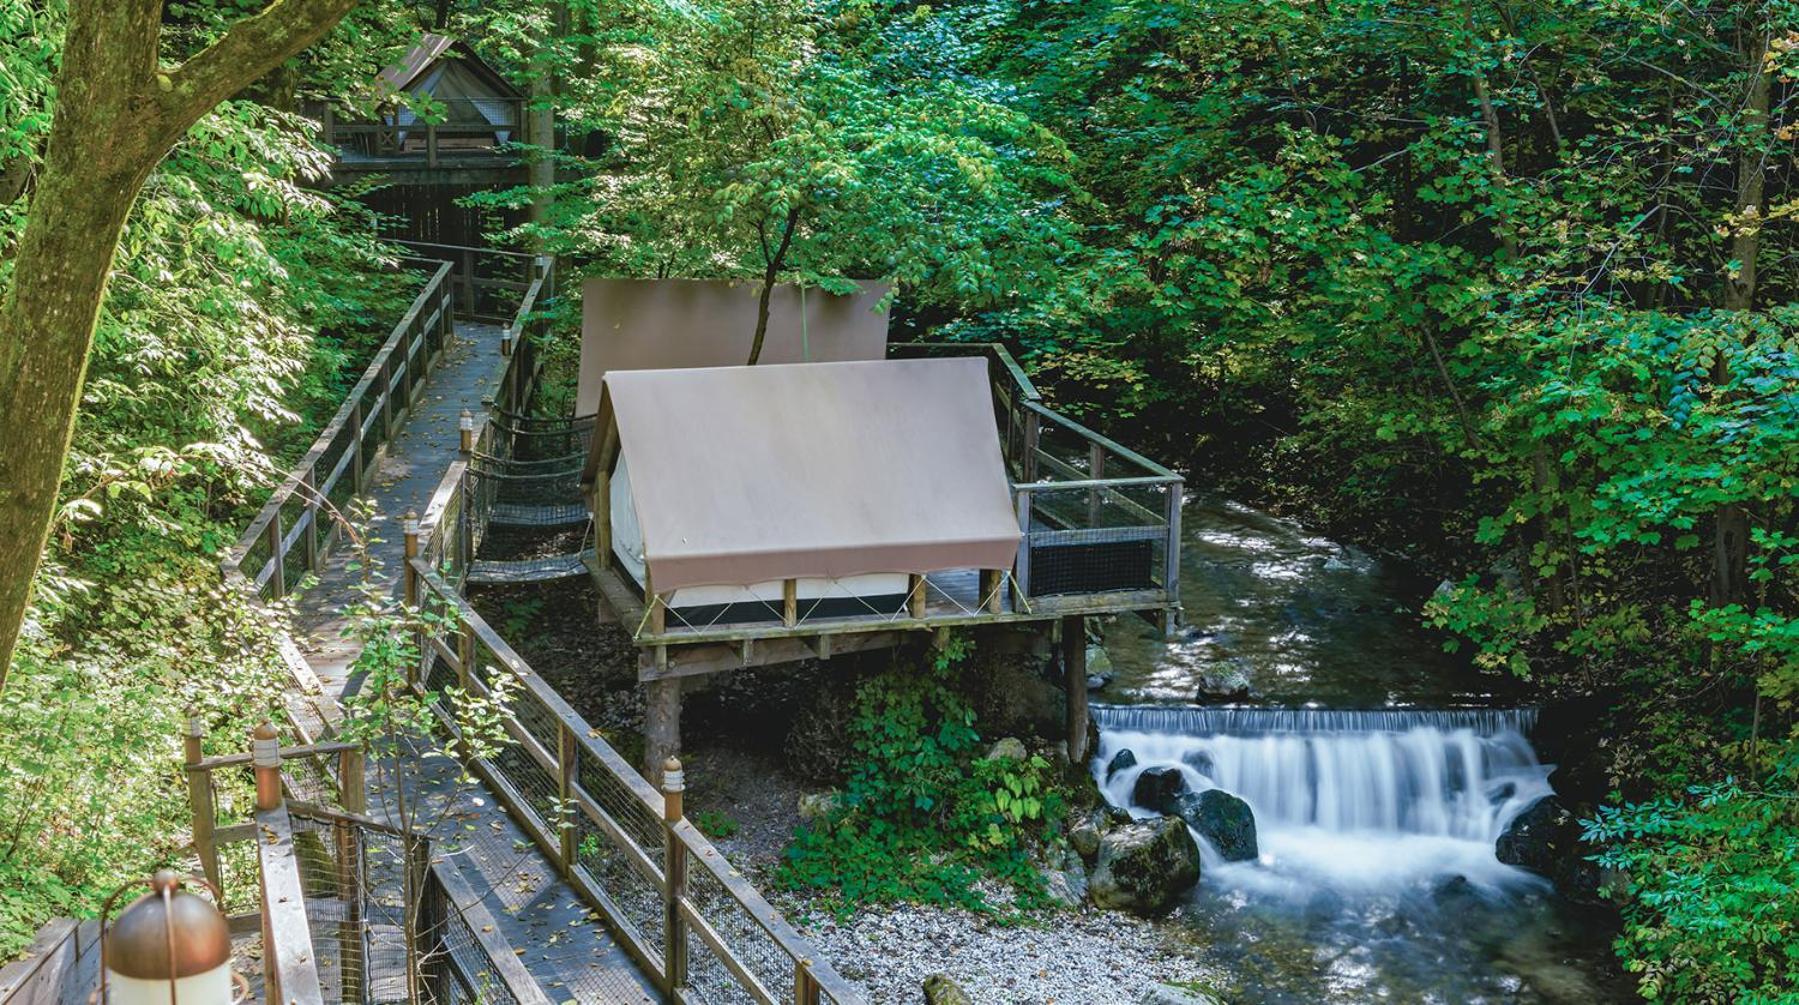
[[469, 579, 1229, 1003]]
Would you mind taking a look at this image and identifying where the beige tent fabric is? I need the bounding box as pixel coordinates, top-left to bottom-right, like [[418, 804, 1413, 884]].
[[576, 278, 891, 416], [601, 357, 1020, 593]]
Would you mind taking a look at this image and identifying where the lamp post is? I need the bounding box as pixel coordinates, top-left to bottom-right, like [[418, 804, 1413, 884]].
[[100, 871, 244, 1003]]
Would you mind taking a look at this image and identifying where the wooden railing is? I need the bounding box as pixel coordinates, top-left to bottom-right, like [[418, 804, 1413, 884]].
[[892, 343, 1184, 621], [397, 240, 548, 324], [220, 258, 456, 606], [407, 384, 862, 1003], [315, 98, 528, 168]]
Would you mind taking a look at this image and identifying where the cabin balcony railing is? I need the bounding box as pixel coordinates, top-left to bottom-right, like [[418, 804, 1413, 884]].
[[312, 98, 531, 168], [890, 343, 1184, 625]]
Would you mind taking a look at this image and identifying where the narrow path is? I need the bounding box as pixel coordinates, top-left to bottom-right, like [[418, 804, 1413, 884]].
[[290, 319, 657, 1004], [297, 320, 508, 698]]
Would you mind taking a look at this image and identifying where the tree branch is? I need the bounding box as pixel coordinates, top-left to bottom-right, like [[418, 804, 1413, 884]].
[[159, 0, 359, 136]]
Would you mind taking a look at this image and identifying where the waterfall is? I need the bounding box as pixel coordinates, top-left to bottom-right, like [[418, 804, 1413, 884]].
[[1093, 704, 1554, 887]]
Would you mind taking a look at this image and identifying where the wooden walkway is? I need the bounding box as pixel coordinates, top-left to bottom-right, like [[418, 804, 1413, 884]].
[[291, 319, 657, 1004]]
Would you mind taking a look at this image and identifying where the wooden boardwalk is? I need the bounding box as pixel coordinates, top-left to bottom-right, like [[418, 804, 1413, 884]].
[[290, 319, 657, 1004]]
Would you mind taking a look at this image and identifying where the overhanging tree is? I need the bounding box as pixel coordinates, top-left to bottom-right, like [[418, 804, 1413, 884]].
[[0, 0, 360, 689]]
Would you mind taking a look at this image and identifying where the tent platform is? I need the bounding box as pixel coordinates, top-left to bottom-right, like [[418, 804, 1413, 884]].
[[590, 560, 1172, 680]]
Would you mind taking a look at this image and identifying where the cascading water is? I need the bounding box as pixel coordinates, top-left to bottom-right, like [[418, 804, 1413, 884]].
[[1095, 706, 1552, 884], [1090, 497, 1625, 1001]]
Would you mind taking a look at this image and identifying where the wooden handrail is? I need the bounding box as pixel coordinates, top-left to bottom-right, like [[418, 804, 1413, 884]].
[[222, 259, 455, 593], [256, 801, 327, 1005], [408, 454, 865, 1003]]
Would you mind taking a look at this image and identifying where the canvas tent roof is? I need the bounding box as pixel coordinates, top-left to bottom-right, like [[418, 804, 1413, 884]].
[[593, 357, 1020, 593], [576, 278, 890, 416], [378, 34, 518, 96]]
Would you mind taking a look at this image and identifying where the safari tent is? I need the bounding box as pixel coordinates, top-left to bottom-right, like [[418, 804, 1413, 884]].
[[587, 357, 1022, 630], [574, 278, 891, 415]]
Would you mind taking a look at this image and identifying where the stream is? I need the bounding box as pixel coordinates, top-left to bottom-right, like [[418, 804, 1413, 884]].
[[1093, 497, 1626, 1003]]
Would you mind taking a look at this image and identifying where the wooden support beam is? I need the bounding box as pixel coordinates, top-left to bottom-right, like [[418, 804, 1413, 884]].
[[783, 578, 798, 627], [593, 468, 612, 571], [981, 569, 1003, 615], [644, 679, 682, 785], [1062, 615, 1089, 764], [908, 573, 926, 619]]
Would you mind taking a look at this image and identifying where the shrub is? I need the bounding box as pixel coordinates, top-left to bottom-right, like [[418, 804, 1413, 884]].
[[777, 636, 1064, 914]]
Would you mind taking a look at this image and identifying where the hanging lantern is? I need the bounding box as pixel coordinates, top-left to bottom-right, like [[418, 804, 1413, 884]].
[[100, 871, 244, 1004]]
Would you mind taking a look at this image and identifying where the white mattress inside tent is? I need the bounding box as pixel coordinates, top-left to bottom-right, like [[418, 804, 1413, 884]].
[[610, 455, 908, 612]]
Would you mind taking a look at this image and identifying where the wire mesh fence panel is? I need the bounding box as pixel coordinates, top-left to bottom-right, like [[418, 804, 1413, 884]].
[[679, 857, 797, 1005]]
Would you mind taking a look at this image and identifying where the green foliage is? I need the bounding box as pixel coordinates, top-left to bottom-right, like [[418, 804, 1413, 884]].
[[778, 637, 1064, 915], [0, 0, 423, 959], [692, 809, 740, 840], [484, 0, 1081, 331], [1586, 758, 1799, 1002]]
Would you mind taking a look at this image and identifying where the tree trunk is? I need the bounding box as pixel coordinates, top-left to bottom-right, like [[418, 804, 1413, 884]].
[[1712, 24, 1771, 606], [746, 206, 800, 366], [0, 0, 357, 690]]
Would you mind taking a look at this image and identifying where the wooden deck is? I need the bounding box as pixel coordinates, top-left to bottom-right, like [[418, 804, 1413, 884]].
[[581, 343, 1185, 681]]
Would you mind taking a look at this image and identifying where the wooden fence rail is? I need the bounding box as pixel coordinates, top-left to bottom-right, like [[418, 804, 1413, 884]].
[[220, 257, 456, 605], [409, 369, 863, 1003]]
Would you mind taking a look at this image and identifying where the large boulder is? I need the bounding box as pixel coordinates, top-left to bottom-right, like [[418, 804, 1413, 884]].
[[1172, 789, 1259, 862], [1067, 805, 1131, 862], [1089, 816, 1201, 914], [1041, 846, 1090, 907], [1131, 766, 1186, 812], [1495, 796, 1575, 876], [1195, 663, 1256, 703], [984, 737, 1028, 761], [1106, 748, 1138, 779], [1496, 796, 1607, 900], [923, 974, 972, 1005]]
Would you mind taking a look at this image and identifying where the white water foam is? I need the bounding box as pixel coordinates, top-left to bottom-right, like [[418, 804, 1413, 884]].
[[1093, 706, 1553, 895]]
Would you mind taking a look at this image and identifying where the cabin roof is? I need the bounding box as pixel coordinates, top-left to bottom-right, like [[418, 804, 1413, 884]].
[[378, 33, 522, 99], [576, 277, 890, 416], [593, 357, 1020, 593]]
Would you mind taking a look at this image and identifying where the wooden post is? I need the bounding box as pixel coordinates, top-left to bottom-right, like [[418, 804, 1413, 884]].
[[1088, 443, 1106, 526], [335, 744, 366, 1005], [265, 514, 285, 599], [981, 569, 1003, 615], [350, 399, 367, 494], [459, 409, 475, 456], [321, 104, 335, 147], [557, 723, 578, 877], [380, 359, 395, 441], [1062, 616, 1089, 764], [252, 722, 283, 812], [402, 510, 421, 609], [1164, 480, 1184, 635], [461, 248, 477, 315], [300, 468, 320, 574], [783, 578, 798, 627], [1014, 487, 1033, 601], [183, 712, 221, 895], [647, 568, 666, 635], [456, 614, 475, 694], [403, 510, 422, 688], [795, 963, 820, 1005], [907, 574, 926, 620], [337, 745, 366, 815], [661, 758, 688, 1000], [594, 469, 612, 571], [426, 122, 438, 167], [644, 679, 681, 786], [1022, 411, 1041, 482]]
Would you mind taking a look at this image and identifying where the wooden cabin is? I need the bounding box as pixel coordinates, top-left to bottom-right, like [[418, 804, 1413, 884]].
[[311, 34, 532, 246], [576, 278, 1185, 771]]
